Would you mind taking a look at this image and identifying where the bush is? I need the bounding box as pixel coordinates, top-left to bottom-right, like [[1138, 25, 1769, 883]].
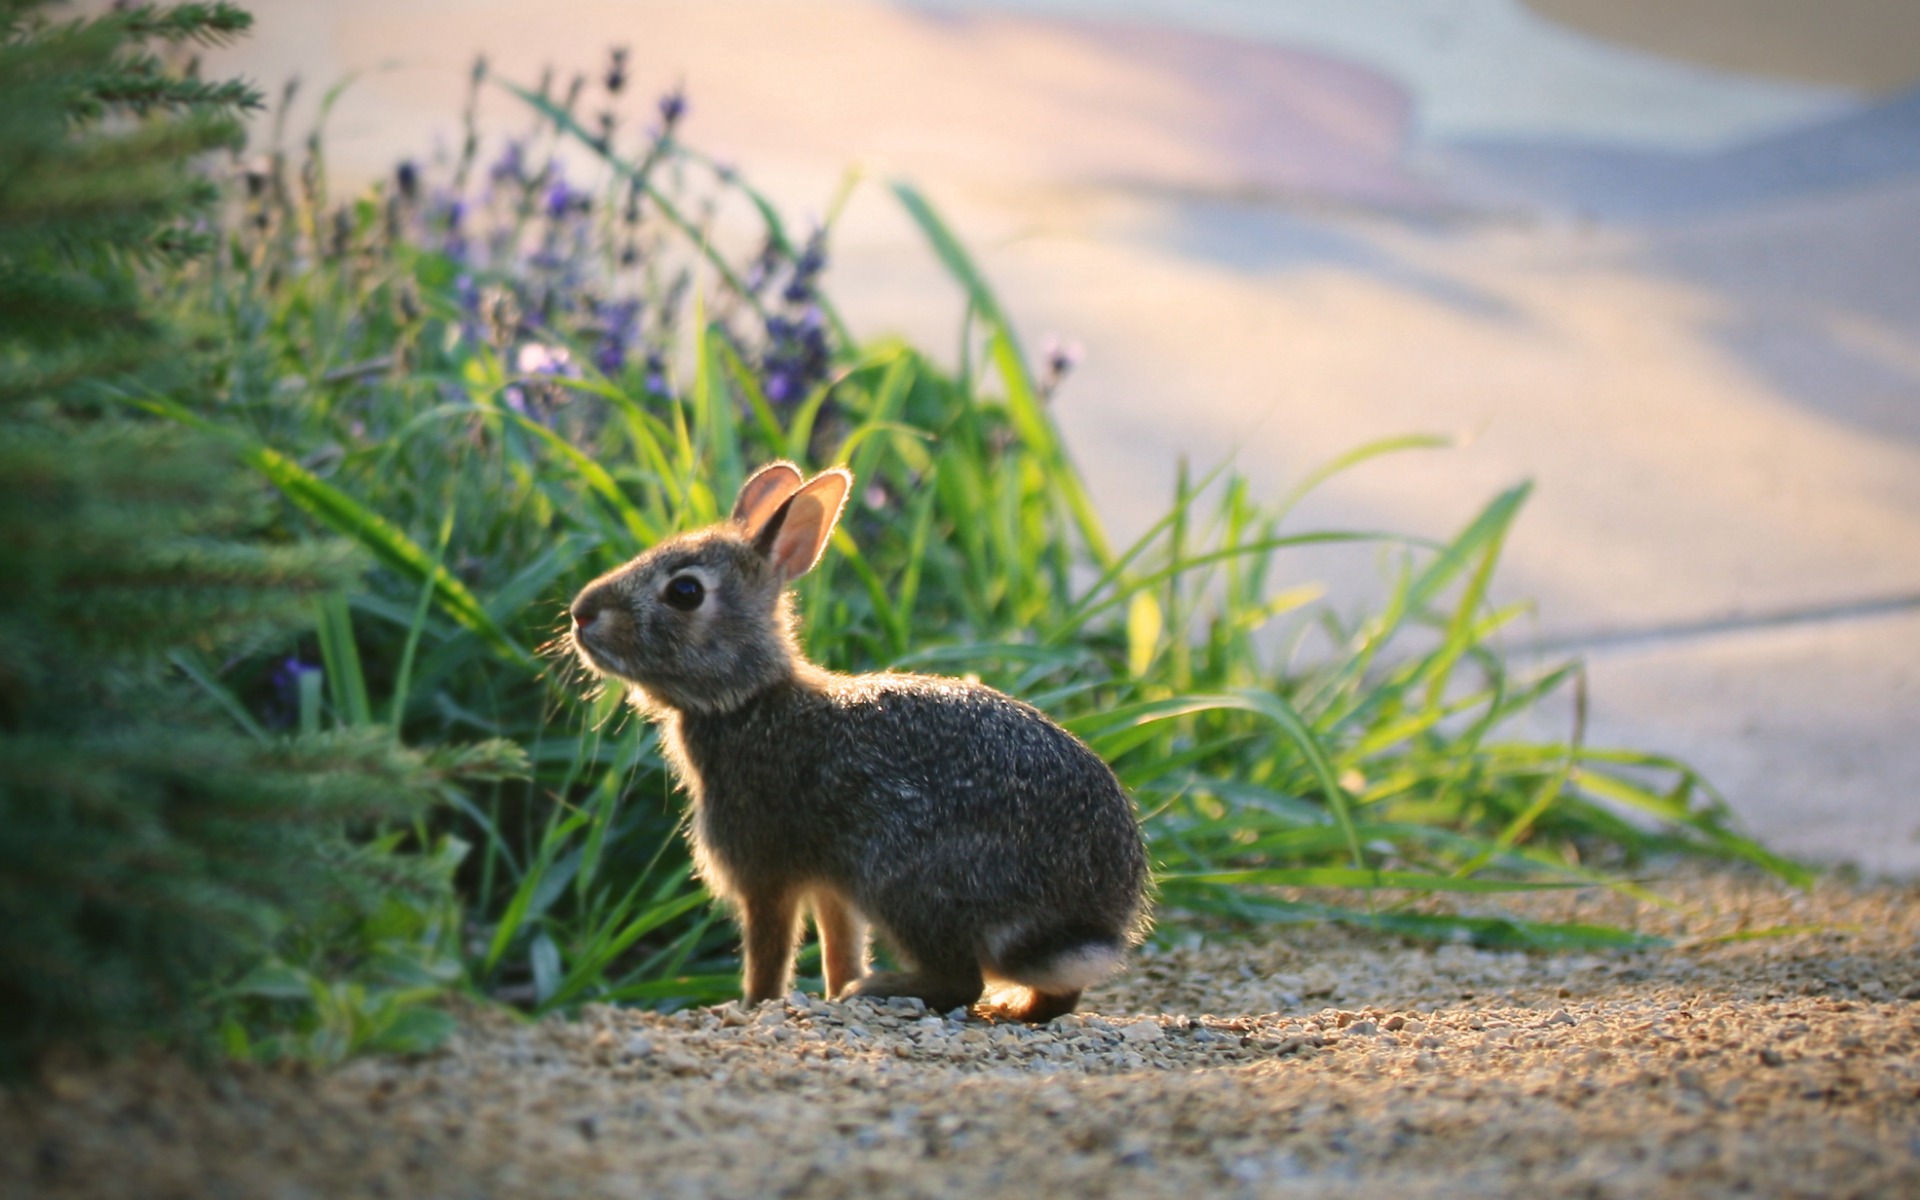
[[0, 1, 519, 1076]]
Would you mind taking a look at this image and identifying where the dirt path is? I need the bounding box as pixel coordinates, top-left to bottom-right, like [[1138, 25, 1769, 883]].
[[7, 870, 1917, 1199]]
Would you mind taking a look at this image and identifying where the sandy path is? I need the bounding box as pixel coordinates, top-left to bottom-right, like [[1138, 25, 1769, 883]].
[[9, 871, 1917, 1199]]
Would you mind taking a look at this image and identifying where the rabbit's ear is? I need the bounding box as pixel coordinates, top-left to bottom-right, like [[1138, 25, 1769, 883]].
[[755, 468, 852, 585], [732, 461, 806, 537]]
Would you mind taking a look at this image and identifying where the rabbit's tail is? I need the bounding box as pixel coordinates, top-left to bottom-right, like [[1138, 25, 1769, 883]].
[[985, 922, 1129, 995]]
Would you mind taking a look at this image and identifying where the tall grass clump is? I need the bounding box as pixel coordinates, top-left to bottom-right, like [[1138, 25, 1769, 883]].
[[151, 44, 1802, 1030]]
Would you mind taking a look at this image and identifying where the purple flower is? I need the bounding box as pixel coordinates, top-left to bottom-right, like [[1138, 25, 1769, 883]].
[[782, 232, 828, 305], [272, 656, 322, 691], [743, 238, 781, 295], [761, 306, 830, 404], [490, 139, 527, 187], [658, 87, 686, 129], [544, 173, 589, 219], [267, 656, 324, 729], [1038, 333, 1084, 395], [590, 297, 643, 376], [426, 190, 469, 263]]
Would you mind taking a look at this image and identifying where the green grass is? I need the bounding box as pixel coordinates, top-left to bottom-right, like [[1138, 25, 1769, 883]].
[[152, 57, 1801, 1040]]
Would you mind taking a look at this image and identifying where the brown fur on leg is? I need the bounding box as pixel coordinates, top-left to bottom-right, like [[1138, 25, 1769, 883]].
[[812, 888, 868, 999], [740, 888, 802, 1005]]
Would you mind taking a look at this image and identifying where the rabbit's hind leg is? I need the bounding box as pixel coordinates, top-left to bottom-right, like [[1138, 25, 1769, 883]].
[[842, 940, 983, 1014], [844, 969, 983, 1015]]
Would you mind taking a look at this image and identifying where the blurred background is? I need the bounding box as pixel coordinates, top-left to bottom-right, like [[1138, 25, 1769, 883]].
[[206, 0, 1920, 875]]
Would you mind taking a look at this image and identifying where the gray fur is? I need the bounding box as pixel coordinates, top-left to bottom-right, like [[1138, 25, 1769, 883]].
[[568, 462, 1150, 1021]]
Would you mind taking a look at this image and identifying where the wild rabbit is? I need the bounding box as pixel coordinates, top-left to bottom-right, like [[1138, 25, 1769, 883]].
[[568, 461, 1149, 1021]]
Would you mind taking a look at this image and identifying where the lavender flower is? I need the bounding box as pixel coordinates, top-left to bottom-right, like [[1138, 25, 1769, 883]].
[[489, 139, 527, 188], [544, 171, 590, 219], [621, 177, 645, 227], [1038, 333, 1084, 396], [761, 305, 830, 404], [743, 237, 782, 295], [429, 192, 470, 265], [783, 232, 828, 305], [267, 656, 323, 729], [272, 656, 322, 694], [658, 86, 686, 130], [589, 297, 643, 376]]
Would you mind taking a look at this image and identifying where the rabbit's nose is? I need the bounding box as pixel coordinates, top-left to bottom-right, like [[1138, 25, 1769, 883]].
[[571, 593, 603, 632]]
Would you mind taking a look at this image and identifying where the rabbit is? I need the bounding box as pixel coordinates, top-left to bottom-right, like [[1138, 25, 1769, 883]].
[[567, 461, 1149, 1021]]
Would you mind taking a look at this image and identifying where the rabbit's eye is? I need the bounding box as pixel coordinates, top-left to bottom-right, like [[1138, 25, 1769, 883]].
[[663, 575, 705, 611]]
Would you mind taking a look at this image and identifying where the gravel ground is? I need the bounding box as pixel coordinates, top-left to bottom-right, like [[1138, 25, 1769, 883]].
[[6, 869, 1918, 1200]]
